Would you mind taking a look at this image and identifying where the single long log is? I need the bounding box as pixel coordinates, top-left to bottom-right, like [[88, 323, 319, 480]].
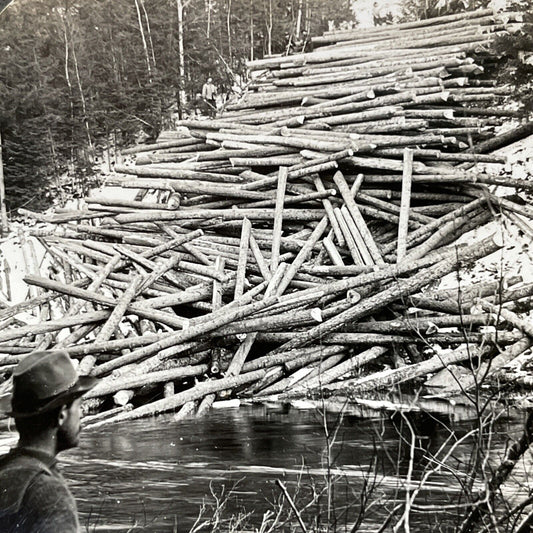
[[0, 310, 111, 343], [114, 164, 245, 184], [85, 368, 270, 427], [326, 345, 488, 393], [436, 336, 533, 397], [121, 138, 200, 154], [349, 314, 502, 333], [397, 148, 413, 263], [276, 216, 329, 295], [206, 131, 356, 152], [271, 167, 288, 271], [286, 346, 388, 395], [86, 364, 209, 399], [234, 218, 252, 300], [88, 197, 180, 211], [255, 331, 521, 345], [113, 208, 326, 224], [23, 275, 189, 329]]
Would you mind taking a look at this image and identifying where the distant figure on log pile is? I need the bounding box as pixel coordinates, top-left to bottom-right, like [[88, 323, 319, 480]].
[[202, 77, 218, 117], [0, 350, 99, 533], [373, 1, 393, 25]]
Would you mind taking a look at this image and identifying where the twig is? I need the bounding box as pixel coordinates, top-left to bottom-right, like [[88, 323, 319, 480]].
[[276, 479, 308, 533]]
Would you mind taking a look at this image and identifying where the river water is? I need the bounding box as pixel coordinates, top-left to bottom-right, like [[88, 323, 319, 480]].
[[1, 401, 531, 532]]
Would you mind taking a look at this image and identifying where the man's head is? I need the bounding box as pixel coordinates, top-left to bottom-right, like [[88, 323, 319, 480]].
[[6, 350, 98, 452], [15, 398, 83, 452], [207, 77, 212, 83]]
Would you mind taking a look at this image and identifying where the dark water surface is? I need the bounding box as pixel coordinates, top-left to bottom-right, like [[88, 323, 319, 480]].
[[1, 402, 530, 532]]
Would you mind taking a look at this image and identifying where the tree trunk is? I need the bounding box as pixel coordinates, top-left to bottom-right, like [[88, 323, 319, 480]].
[[176, 0, 186, 119], [134, 0, 152, 82], [66, 10, 93, 154], [295, 0, 303, 39], [227, 0, 233, 64], [0, 132, 8, 237], [206, 0, 211, 40], [60, 6, 75, 164], [139, 0, 156, 67], [265, 0, 273, 56]]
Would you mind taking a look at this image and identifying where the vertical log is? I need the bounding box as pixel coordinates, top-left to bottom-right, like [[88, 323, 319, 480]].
[[2, 259, 11, 302], [271, 167, 288, 271], [397, 148, 414, 263], [334, 207, 364, 265], [234, 217, 252, 300], [212, 256, 225, 310], [80, 275, 143, 376], [341, 205, 375, 266], [333, 170, 385, 265], [164, 382, 175, 398], [323, 235, 345, 266], [313, 175, 345, 246], [249, 232, 272, 281], [0, 132, 8, 237], [276, 216, 328, 295], [18, 230, 36, 303], [197, 255, 227, 414]]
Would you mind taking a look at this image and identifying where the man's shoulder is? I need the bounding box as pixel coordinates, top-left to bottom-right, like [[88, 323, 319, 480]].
[[0, 451, 79, 533], [0, 451, 55, 514]]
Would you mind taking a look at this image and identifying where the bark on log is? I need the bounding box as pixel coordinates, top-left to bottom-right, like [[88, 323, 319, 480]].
[[327, 345, 489, 393], [266, 235, 501, 355], [85, 368, 270, 427]]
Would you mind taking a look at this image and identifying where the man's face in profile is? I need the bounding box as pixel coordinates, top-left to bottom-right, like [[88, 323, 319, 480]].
[[58, 398, 82, 451]]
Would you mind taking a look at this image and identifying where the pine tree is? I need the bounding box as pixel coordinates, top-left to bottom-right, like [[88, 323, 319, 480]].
[[0, 0, 355, 211]]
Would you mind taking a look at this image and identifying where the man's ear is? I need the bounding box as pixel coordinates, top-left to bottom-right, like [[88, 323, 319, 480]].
[[57, 404, 69, 427]]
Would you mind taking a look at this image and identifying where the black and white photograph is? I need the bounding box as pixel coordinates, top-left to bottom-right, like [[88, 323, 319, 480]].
[[1, 0, 533, 531]]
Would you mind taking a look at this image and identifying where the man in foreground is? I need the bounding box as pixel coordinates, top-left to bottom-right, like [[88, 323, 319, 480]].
[[0, 350, 99, 532]]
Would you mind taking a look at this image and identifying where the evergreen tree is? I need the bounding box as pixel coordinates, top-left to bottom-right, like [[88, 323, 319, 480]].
[[492, 0, 533, 113], [0, 0, 355, 212]]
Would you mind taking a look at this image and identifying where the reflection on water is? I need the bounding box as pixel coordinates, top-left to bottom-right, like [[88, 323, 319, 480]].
[[0, 403, 530, 532]]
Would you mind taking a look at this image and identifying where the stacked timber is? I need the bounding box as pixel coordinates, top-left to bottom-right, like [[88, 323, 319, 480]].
[[2, 9, 533, 426]]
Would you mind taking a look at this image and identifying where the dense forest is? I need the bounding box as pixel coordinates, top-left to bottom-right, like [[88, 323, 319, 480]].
[[0, 0, 353, 211], [0, 0, 532, 212]]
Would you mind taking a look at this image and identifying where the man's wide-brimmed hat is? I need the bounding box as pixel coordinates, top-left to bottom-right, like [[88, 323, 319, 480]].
[[4, 350, 99, 418]]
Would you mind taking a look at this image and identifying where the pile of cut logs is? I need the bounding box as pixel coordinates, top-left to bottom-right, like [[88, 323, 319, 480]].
[[2, 8, 533, 426]]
